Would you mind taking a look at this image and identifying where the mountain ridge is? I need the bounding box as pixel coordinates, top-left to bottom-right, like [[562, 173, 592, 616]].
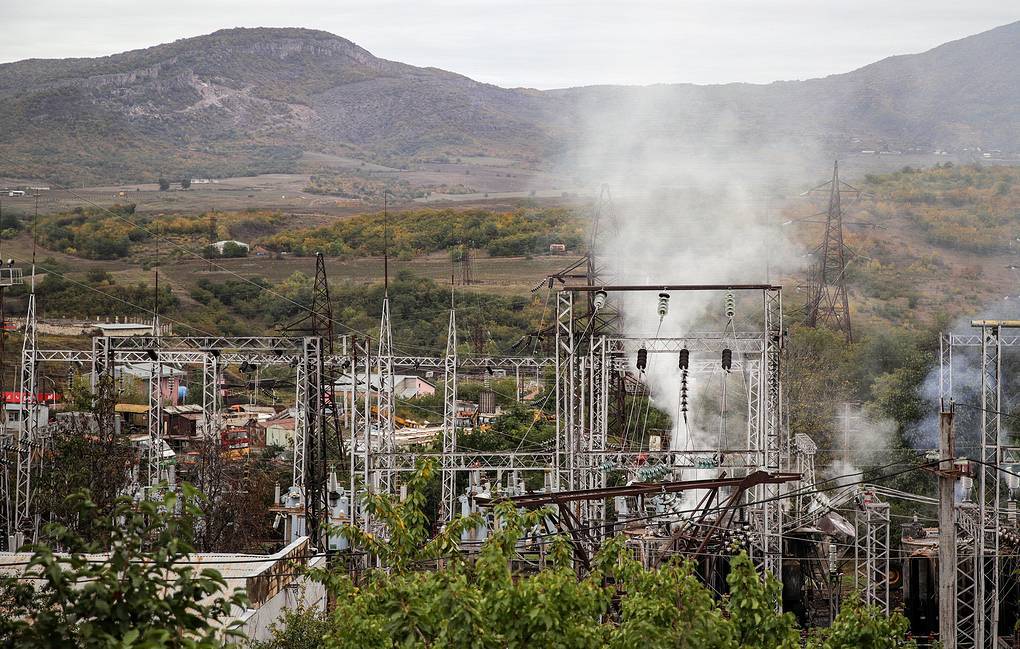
[[0, 23, 1017, 183]]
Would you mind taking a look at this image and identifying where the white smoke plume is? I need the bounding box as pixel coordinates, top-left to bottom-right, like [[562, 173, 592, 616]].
[[556, 92, 823, 451], [911, 304, 1020, 454]]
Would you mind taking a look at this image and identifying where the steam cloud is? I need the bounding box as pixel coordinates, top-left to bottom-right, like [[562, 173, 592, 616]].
[[555, 92, 822, 451]]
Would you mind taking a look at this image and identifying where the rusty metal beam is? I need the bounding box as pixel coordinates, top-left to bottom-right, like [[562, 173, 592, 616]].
[[478, 471, 800, 509], [562, 284, 782, 292]]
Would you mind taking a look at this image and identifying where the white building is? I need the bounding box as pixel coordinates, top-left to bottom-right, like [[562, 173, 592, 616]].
[[211, 240, 250, 254], [95, 322, 158, 337], [334, 373, 435, 399], [0, 536, 326, 642]]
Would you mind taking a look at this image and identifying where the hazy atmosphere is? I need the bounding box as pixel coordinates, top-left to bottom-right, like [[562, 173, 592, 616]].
[[1, 4, 1019, 648], [3, 1, 1017, 87]]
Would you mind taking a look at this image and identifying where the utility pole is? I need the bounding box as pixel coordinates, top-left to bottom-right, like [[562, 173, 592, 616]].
[[376, 196, 395, 495], [806, 161, 856, 342], [838, 402, 862, 465], [938, 403, 956, 649], [461, 246, 472, 286]]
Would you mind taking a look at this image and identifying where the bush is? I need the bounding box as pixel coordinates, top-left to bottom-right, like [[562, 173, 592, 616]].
[[0, 486, 247, 647]]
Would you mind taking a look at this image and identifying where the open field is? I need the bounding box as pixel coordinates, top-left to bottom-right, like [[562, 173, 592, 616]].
[[147, 251, 573, 297], [0, 152, 587, 217]]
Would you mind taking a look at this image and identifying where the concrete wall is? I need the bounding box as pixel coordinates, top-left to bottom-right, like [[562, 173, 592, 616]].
[[238, 555, 327, 641]]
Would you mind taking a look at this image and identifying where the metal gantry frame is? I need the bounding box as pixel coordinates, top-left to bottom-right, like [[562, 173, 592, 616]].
[[202, 352, 222, 440], [375, 296, 396, 495], [440, 305, 458, 523], [939, 323, 1020, 649], [555, 283, 785, 571], [761, 287, 784, 578], [857, 499, 891, 614], [956, 503, 980, 649], [9, 281, 797, 582], [146, 317, 164, 491], [347, 336, 373, 531], [10, 290, 38, 548]]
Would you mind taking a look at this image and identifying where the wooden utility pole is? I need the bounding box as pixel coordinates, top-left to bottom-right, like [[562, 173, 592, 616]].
[[938, 403, 957, 649]]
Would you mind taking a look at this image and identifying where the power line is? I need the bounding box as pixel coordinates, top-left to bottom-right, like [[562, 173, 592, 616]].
[[0, 169, 421, 351], [0, 169, 540, 358], [4, 252, 218, 338]]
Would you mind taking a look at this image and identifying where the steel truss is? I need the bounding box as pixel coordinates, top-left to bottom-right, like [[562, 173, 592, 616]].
[[296, 337, 323, 542], [440, 306, 458, 523], [939, 323, 1020, 648], [556, 284, 785, 573], [375, 297, 395, 495], [977, 324, 1000, 648], [147, 318, 165, 490], [856, 499, 891, 613], [761, 287, 784, 578], [346, 336, 373, 531], [956, 503, 980, 648], [9, 292, 38, 549]]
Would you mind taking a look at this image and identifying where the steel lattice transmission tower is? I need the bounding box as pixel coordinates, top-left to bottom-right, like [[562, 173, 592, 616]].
[[806, 161, 858, 342], [282, 252, 343, 547]]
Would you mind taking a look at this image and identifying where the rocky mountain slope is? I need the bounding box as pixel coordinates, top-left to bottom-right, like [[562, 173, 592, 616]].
[[0, 22, 1017, 183]]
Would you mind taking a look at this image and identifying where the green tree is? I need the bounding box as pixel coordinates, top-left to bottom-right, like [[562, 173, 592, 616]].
[[221, 241, 249, 258], [248, 603, 330, 649], [0, 485, 247, 648], [806, 596, 916, 649], [252, 460, 918, 649], [725, 553, 799, 649], [181, 178, 192, 190], [158, 177, 170, 191]]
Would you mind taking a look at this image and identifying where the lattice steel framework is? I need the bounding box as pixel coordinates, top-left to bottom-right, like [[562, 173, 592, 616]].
[[440, 306, 458, 523], [939, 324, 1020, 648], [556, 291, 577, 493], [557, 285, 784, 570], [347, 336, 373, 530], [146, 318, 164, 490], [805, 161, 855, 341], [857, 500, 891, 613], [977, 324, 1000, 648], [375, 297, 395, 494], [579, 334, 609, 524], [297, 336, 324, 543], [956, 503, 980, 649], [10, 290, 37, 548], [202, 352, 221, 440], [761, 287, 784, 577]]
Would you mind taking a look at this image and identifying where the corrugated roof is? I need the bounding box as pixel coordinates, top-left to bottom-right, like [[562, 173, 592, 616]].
[[262, 419, 295, 430], [115, 403, 149, 414], [164, 404, 204, 415]]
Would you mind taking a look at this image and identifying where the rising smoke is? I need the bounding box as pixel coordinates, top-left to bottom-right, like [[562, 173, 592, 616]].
[[554, 89, 824, 451], [911, 304, 1020, 454]]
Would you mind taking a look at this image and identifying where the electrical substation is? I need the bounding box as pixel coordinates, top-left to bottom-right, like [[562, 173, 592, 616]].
[[2, 177, 1019, 648]]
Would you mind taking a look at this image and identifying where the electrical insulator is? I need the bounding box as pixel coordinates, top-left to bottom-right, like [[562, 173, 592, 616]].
[[725, 291, 736, 319], [721, 348, 732, 371], [680, 371, 689, 413], [678, 348, 689, 370], [593, 290, 608, 310], [636, 346, 648, 371], [657, 292, 670, 319]]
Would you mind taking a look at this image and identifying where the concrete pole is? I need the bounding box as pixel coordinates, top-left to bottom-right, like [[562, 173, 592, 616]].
[[938, 405, 956, 649]]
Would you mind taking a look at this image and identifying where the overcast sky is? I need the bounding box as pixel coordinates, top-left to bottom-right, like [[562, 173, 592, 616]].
[[2, 1, 1016, 88]]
